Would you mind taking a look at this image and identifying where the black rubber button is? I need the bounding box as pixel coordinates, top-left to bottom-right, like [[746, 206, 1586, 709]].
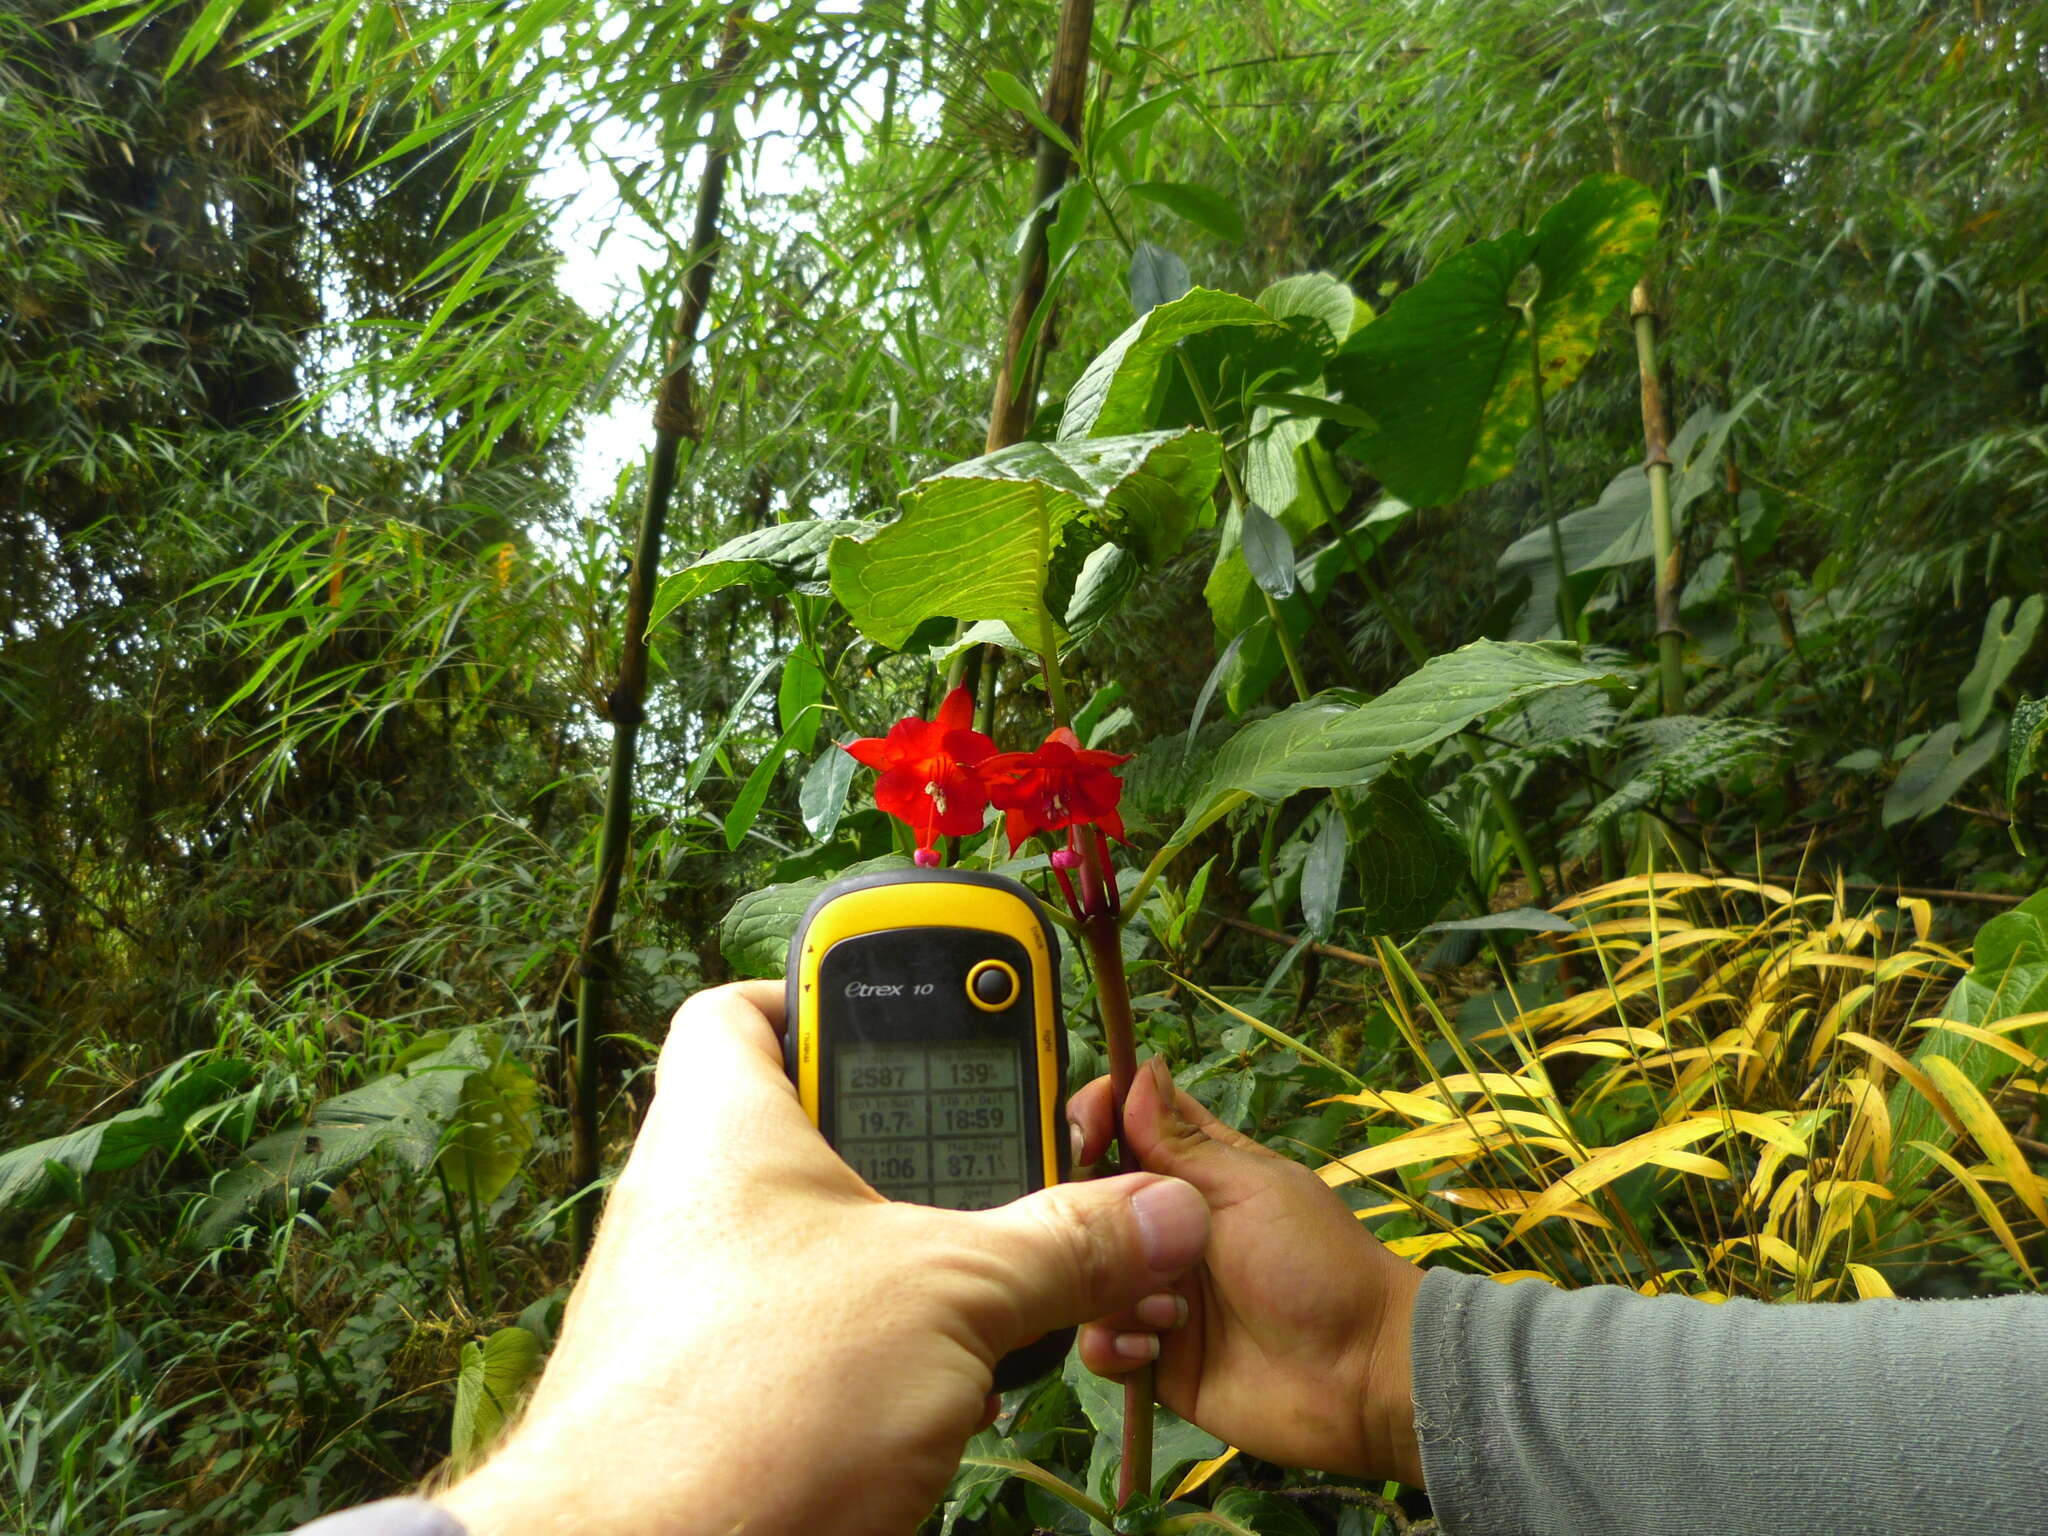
[[968, 961, 1018, 1009]]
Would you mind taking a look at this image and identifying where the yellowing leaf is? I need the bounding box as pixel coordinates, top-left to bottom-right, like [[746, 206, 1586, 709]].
[[1921, 1055, 2048, 1230], [1385, 1230, 1489, 1258], [1903, 1138, 2039, 1284], [1907, 1018, 2048, 1071], [1316, 1087, 1453, 1122], [1489, 1269, 1561, 1285], [1507, 1119, 1727, 1238], [1722, 1109, 1809, 1156], [1647, 1151, 1730, 1178], [1411, 1070, 1554, 1101], [1836, 1031, 1967, 1142], [1846, 1263, 1896, 1299], [1438, 1185, 1613, 1228], [1169, 1448, 1241, 1501], [1706, 1233, 1803, 1274]]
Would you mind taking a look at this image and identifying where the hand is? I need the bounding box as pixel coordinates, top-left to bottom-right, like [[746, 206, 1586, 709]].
[[439, 982, 1211, 1536], [1069, 1055, 1424, 1486]]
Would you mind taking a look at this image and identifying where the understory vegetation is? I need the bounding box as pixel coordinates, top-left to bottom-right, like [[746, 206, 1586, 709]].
[[5, 1, 2048, 1531]]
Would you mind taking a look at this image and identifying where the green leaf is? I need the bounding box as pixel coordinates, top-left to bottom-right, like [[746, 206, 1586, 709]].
[[1428, 907, 1576, 935], [1299, 808, 1346, 939], [726, 709, 819, 851], [451, 1326, 543, 1473], [829, 432, 1222, 652], [1959, 595, 2044, 738], [719, 856, 912, 977], [1254, 271, 1366, 351], [1167, 641, 1625, 852], [1059, 288, 1276, 439], [85, 1226, 119, 1283], [1883, 721, 2007, 827], [1128, 241, 1191, 317], [1127, 180, 1245, 244], [2007, 696, 2048, 854], [195, 1033, 489, 1245], [683, 656, 780, 800], [984, 69, 1078, 155], [799, 744, 859, 842], [0, 1059, 251, 1219], [778, 644, 826, 754], [1209, 1489, 1321, 1536], [1239, 504, 1296, 599], [1330, 176, 1660, 507], [1497, 395, 1761, 638], [1096, 89, 1184, 162], [1344, 775, 1465, 935], [436, 1059, 538, 1207], [647, 520, 873, 635], [1065, 543, 1141, 638]]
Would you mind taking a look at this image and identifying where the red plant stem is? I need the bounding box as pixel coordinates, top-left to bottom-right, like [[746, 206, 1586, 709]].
[[1079, 831, 1153, 1504]]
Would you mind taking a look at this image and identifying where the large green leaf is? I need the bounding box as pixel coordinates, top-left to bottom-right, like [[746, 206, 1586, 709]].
[[1958, 595, 2044, 738], [719, 855, 913, 977], [1255, 271, 1368, 351], [1058, 288, 1276, 439], [194, 1032, 489, 1245], [1167, 641, 1625, 851], [828, 432, 1221, 651], [2006, 695, 2048, 854], [437, 1059, 538, 1207], [1496, 393, 1761, 638], [1330, 176, 1659, 507], [451, 1325, 543, 1473], [647, 520, 873, 634], [0, 1059, 251, 1219], [1882, 721, 2006, 827], [1343, 774, 1466, 935]]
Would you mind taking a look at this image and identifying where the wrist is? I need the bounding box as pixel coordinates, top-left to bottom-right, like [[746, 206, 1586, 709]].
[[1356, 1259, 1425, 1487]]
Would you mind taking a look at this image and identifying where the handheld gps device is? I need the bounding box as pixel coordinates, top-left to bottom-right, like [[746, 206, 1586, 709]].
[[784, 867, 1071, 1387]]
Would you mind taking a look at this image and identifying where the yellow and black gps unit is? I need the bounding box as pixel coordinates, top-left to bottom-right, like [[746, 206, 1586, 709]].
[[784, 867, 1071, 1387]]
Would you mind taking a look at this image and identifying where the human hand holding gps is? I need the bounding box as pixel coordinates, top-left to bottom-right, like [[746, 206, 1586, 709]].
[[436, 980, 1208, 1536]]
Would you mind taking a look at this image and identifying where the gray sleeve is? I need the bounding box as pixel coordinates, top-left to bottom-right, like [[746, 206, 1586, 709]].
[[1410, 1265, 2048, 1536], [292, 1497, 467, 1536]]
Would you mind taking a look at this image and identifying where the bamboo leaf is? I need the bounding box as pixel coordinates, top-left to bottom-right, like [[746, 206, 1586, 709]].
[[1128, 180, 1245, 244], [983, 69, 1077, 156], [1507, 1119, 1728, 1238], [1920, 1055, 2048, 1228]]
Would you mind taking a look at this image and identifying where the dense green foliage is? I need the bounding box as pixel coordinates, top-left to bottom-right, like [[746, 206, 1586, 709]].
[[6, 0, 2048, 1531]]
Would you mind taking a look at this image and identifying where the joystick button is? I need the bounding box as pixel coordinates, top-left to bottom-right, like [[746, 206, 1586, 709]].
[[967, 960, 1019, 1011]]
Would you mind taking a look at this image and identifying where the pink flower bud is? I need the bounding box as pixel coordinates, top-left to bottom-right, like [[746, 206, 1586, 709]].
[[1048, 847, 1081, 870], [913, 847, 941, 868]]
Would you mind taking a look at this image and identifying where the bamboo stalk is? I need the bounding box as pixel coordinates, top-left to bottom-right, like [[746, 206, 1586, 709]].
[[569, 16, 750, 1261], [1633, 280, 1683, 716]]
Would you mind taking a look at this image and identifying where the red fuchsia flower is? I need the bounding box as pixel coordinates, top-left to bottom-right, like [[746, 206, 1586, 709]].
[[981, 726, 1130, 855], [842, 687, 997, 865]]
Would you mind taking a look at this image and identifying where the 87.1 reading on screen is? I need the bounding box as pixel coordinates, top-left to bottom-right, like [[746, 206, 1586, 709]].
[[834, 1040, 1025, 1208]]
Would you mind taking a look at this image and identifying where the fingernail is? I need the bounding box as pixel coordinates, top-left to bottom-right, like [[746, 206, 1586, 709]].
[[1128, 1178, 1206, 1273], [1068, 1121, 1085, 1166], [1113, 1331, 1160, 1363], [1135, 1291, 1187, 1330]]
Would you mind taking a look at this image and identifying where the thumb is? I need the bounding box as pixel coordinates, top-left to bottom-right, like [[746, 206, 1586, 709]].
[[970, 1173, 1208, 1347]]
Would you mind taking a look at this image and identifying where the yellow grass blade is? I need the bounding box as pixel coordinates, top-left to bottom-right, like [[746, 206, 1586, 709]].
[[1706, 1233, 1803, 1274], [1489, 1269, 1560, 1285], [1385, 1231, 1490, 1258], [1646, 1151, 1730, 1178], [1316, 1087, 1454, 1122], [1907, 1018, 2048, 1071], [1507, 1119, 1728, 1238], [1169, 1448, 1240, 1500], [1920, 1056, 2048, 1229], [1846, 1263, 1895, 1299], [1831, 1075, 1893, 1181], [1904, 1139, 2039, 1284], [1438, 1185, 1614, 1228], [1836, 1031, 1968, 1141]]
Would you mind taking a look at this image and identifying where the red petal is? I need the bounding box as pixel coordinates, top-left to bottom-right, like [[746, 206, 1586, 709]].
[[933, 685, 977, 734], [844, 736, 897, 769]]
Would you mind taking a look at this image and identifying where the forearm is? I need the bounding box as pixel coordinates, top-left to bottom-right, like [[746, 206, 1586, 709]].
[[1410, 1266, 2048, 1536]]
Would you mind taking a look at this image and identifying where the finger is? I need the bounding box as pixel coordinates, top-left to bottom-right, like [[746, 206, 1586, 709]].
[[968, 1173, 1208, 1349], [974, 1395, 1001, 1433], [1068, 1074, 1117, 1166], [1077, 1320, 1160, 1376], [1121, 1056, 1289, 1197], [643, 982, 843, 1182], [1084, 1288, 1190, 1335]]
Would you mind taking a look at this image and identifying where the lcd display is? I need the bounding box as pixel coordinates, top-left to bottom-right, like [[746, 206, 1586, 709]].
[[834, 1039, 1026, 1207]]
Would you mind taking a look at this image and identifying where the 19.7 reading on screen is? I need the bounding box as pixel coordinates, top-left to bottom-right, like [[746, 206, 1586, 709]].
[[834, 1040, 1025, 1209]]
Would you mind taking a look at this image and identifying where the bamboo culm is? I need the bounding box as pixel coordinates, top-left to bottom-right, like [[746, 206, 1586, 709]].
[[569, 17, 751, 1261]]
